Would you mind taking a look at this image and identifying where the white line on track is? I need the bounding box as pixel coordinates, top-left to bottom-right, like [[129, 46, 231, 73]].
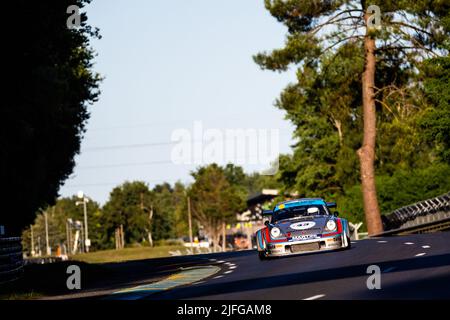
[[404, 242, 414, 245], [192, 281, 205, 285], [303, 294, 326, 300], [415, 253, 426, 257], [377, 240, 388, 243], [213, 275, 224, 279], [229, 266, 237, 269], [422, 245, 431, 249], [217, 260, 225, 263], [224, 270, 233, 274], [209, 259, 217, 262], [383, 267, 396, 273]]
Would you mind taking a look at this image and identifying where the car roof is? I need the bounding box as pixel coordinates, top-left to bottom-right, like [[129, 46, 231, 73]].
[[274, 198, 326, 212]]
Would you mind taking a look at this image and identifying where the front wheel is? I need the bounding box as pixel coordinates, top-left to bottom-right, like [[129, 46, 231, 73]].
[[346, 236, 352, 249], [258, 251, 267, 260]]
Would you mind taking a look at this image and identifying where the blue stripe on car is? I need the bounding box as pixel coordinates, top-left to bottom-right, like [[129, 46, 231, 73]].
[[257, 230, 264, 249]]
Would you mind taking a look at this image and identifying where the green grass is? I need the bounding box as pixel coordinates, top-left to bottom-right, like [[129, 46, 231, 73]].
[[0, 290, 43, 300], [70, 245, 188, 263], [1, 245, 200, 299]]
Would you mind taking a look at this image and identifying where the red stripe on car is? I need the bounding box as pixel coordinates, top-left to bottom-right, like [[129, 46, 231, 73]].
[[265, 227, 287, 243]]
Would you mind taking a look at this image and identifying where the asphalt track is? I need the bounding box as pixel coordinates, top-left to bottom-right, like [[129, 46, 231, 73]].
[[141, 232, 450, 300], [45, 231, 450, 300]]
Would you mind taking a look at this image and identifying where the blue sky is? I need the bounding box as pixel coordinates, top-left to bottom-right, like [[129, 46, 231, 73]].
[[59, 0, 297, 204]]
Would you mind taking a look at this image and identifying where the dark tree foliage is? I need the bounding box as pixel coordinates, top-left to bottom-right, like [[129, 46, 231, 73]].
[[2, 1, 101, 233], [189, 164, 246, 251], [255, 0, 449, 233], [419, 56, 450, 163], [338, 163, 450, 229], [102, 182, 152, 247], [101, 181, 187, 248], [21, 196, 103, 253], [151, 183, 179, 241]]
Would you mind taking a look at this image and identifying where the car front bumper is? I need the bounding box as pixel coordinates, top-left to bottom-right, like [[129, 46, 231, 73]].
[[264, 234, 347, 257]]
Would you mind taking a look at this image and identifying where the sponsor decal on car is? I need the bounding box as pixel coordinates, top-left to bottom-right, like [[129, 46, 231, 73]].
[[290, 221, 316, 230], [292, 234, 318, 240]]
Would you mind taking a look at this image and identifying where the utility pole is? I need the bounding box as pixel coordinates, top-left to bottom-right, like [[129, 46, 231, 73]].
[[37, 236, 41, 256], [76, 191, 90, 253], [66, 219, 71, 255], [140, 193, 153, 247], [73, 221, 81, 254], [83, 199, 89, 252], [222, 221, 226, 252], [30, 224, 35, 257], [120, 224, 124, 249], [80, 222, 85, 253], [149, 205, 153, 247], [44, 210, 51, 256], [187, 196, 193, 248]]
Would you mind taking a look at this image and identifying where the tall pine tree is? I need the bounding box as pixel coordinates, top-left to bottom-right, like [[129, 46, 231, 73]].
[[255, 0, 449, 234]]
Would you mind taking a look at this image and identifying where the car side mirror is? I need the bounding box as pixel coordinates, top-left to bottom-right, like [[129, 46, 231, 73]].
[[333, 211, 339, 217]]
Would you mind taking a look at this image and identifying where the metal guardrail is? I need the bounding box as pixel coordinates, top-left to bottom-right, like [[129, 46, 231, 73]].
[[0, 237, 24, 285], [379, 192, 450, 235]]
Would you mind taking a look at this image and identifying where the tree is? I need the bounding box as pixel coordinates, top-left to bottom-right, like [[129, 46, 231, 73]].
[[254, 0, 449, 235], [223, 163, 282, 196], [22, 195, 103, 254], [189, 164, 246, 252], [1, 0, 101, 233], [151, 183, 180, 241], [244, 171, 283, 196], [338, 163, 450, 230], [102, 182, 152, 247], [172, 182, 190, 238], [419, 56, 450, 163]]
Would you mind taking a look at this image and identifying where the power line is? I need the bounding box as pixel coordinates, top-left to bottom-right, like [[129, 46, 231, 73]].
[[82, 131, 292, 152], [83, 141, 174, 151], [62, 178, 188, 189], [77, 152, 282, 170], [78, 160, 173, 170], [87, 114, 248, 131]]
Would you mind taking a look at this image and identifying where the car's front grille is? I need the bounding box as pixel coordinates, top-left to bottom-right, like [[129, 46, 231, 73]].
[[289, 242, 320, 253]]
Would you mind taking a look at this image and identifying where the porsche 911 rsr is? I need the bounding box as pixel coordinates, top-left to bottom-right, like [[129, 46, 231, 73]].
[[256, 198, 351, 259]]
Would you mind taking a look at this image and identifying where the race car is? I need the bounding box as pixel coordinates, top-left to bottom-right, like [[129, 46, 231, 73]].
[[256, 198, 351, 259]]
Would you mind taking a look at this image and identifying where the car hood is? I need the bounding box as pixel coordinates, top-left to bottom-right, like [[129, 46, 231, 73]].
[[274, 216, 333, 235]]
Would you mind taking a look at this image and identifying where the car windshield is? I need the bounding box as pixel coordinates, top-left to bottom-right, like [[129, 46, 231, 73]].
[[272, 205, 328, 223]]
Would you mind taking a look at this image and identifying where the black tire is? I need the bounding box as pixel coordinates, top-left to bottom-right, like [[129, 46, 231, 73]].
[[346, 236, 352, 249], [258, 251, 267, 260]]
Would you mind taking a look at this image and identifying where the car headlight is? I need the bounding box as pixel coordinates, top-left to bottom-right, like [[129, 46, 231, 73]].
[[325, 220, 337, 231], [270, 227, 281, 238]]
